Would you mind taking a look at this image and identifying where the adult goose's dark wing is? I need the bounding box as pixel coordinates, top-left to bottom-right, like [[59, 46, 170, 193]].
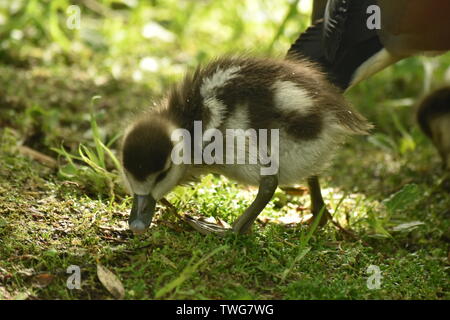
[[287, 0, 383, 90]]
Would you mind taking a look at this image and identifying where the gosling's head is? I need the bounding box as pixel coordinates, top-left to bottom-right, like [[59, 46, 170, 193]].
[[121, 116, 183, 234]]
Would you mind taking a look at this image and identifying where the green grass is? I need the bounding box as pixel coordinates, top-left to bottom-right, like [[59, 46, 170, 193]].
[[52, 96, 124, 201], [1, 112, 449, 299], [0, 0, 449, 300]]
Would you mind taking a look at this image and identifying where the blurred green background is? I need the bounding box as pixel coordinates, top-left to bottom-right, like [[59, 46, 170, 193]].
[[1, 0, 449, 155], [1, 0, 450, 155], [0, 0, 311, 86]]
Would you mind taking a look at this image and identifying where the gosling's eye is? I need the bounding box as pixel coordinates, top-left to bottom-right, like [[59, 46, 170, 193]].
[[155, 170, 169, 183]]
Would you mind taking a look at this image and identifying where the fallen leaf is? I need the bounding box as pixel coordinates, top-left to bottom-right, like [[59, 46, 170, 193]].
[[203, 216, 217, 224], [217, 218, 231, 229], [97, 264, 125, 299], [33, 273, 54, 288], [392, 221, 425, 232], [184, 215, 231, 235]]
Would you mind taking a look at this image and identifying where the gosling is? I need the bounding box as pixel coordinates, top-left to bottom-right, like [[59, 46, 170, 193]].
[[121, 56, 372, 235]]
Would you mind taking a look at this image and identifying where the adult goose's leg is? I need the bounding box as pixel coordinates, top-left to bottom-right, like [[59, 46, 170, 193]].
[[233, 175, 278, 234], [307, 175, 332, 226]]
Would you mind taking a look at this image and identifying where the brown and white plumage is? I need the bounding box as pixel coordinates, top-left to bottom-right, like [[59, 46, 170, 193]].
[[121, 56, 371, 234]]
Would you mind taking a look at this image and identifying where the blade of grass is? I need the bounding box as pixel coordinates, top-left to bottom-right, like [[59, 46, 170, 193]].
[[105, 132, 122, 148], [52, 144, 82, 164], [90, 96, 106, 168], [155, 245, 228, 298], [280, 205, 326, 283], [99, 140, 122, 172]]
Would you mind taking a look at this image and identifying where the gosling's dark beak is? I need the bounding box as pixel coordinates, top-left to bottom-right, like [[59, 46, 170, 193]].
[[129, 194, 156, 234]]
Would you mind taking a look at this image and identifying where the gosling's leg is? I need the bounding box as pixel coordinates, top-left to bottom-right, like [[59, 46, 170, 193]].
[[307, 176, 332, 226], [233, 175, 278, 234]]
